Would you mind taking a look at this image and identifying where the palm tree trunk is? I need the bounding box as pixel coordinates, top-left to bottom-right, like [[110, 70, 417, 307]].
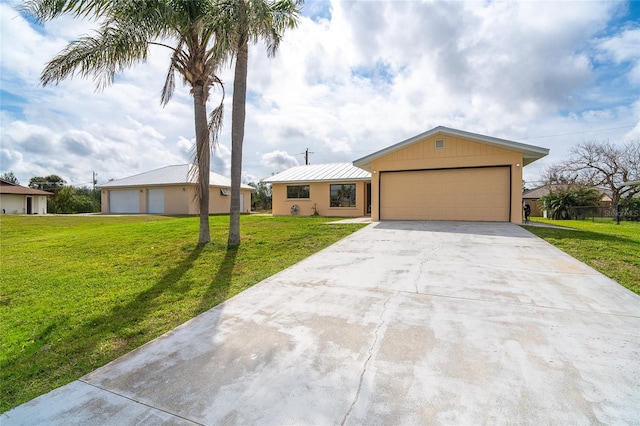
[[228, 29, 248, 247], [193, 84, 211, 244]]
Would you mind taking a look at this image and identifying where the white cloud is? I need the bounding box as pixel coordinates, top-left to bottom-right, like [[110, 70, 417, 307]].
[[261, 150, 299, 174], [1, 0, 638, 191]]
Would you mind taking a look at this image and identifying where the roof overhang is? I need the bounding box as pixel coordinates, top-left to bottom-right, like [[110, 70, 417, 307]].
[[264, 177, 371, 184], [353, 126, 549, 171]]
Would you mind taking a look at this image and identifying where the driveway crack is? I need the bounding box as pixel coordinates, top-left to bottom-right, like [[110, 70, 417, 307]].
[[341, 291, 398, 426], [414, 237, 444, 293]]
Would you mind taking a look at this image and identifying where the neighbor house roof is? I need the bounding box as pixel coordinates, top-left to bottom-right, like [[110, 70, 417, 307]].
[[98, 164, 253, 190], [0, 180, 53, 196], [263, 163, 371, 184], [523, 184, 612, 200], [353, 126, 549, 170]]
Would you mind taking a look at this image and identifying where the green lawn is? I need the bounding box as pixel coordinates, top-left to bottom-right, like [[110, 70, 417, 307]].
[[523, 218, 639, 295], [0, 214, 366, 412]]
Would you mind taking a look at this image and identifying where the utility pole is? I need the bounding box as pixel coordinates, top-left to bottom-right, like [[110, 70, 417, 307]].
[[300, 148, 314, 165], [92, 171, 98, 192]]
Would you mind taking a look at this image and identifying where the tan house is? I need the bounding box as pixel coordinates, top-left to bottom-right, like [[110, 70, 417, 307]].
[[99, 164, 253, 215], [523, 184, 613, 217], [0, 180, 52, 214], [264, 163, 371, 217], [354, 126, 548, 223]]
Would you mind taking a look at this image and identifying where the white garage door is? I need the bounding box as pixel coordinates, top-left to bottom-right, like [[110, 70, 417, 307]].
[[380, 167, 510, 221], [109, 190, 140, 213], [147, 188, 164, 214]]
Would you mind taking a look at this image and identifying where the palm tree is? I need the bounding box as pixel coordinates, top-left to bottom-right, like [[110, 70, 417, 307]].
[[24, 0, 227, 244], [215, 0, 301, 246]]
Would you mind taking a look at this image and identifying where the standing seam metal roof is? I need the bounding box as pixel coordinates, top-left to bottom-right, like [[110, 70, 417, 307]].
[[98, 164, 253, 189], [262, 163, 371, 183]]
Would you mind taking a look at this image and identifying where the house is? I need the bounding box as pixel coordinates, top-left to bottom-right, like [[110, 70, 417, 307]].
[[266, 126, 548, 223], [0, 180, 53, 214], [354, 126, 548, 223], [98, 164, 253, 215], [523, 184, 613, 217], [264, 163, 371, 217]]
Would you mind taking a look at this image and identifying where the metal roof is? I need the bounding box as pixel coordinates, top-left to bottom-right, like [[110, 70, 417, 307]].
[[523, 184, 612, 199], [263, 163, 371, 184], [353, 126, 549, 170], [98, 164, 253, 189]]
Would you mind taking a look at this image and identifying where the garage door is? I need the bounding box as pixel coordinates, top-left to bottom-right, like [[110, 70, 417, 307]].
[[380, 167, 510, 221], [109, 190, 140, 213], [147, 188, 164, 214]]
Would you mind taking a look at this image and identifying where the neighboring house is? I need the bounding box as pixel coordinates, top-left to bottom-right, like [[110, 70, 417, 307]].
[[264, 163, 371, 217], [98, 164, 253, 215], [0, 180, 52, 214], [523, 184, 613, 217]]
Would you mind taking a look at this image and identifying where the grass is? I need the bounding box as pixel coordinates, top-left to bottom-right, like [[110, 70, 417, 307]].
[[0, 214, 366, 412], [523, 218, 639, 295]]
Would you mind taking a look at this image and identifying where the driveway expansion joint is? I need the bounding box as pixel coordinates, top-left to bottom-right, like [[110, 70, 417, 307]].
[[78, 379, 203, 426]]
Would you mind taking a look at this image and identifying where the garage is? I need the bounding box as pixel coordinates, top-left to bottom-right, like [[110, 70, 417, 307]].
[[109, 189, 140, 213], [353, 126, 549, 223], [380, 167, 510, 221]]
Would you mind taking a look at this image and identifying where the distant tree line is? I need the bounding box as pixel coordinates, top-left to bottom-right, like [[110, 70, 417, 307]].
[[539, 139, 640, 220], [248, 182, 272, 211], [29, 175, 101, 214]]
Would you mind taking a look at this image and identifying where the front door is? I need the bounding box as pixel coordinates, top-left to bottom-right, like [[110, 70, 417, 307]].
[[26, 197, 33, 214]]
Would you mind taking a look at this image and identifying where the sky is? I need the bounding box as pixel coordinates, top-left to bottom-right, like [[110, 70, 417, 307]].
[[1, 0, 639, 189]]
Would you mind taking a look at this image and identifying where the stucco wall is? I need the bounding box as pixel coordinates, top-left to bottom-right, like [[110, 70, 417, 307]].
[[101, 185, 251, 214], [271, 181, 368, 217], [369, 134, 524, 223], [0, 194, 48, 214]]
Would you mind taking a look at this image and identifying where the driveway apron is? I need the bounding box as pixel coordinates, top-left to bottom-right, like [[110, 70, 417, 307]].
[[4, 221, 639, 425]]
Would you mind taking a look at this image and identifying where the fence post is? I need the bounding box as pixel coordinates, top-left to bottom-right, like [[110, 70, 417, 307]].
[[616, 204, 620, 225]]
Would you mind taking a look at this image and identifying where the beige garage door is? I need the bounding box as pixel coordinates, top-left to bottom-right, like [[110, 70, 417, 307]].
[[380, 167, 510, 221]]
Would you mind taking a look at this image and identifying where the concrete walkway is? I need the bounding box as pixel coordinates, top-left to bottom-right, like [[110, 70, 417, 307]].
[[4, 222, 639, 425]]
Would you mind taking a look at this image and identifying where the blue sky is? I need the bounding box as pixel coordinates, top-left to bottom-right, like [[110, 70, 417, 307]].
[[1, 0, 638, 188]]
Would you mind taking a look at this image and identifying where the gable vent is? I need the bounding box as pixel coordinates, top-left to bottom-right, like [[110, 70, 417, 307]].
[[435, 139, 445, 149]]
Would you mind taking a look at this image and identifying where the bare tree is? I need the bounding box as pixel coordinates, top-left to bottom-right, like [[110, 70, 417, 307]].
[[543, 140, 640, 205]]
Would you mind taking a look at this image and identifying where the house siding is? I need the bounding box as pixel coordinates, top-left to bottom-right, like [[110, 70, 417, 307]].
[[369, 134, 524, 223], [101, 185, 251, 215], [271, 181, 368, 217], [0, 194, 49, 214]]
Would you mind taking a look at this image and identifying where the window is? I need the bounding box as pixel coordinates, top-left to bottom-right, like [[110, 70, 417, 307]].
[[435, 139, 445, 149], [287, 185, 310, 199], [220, 188, 230, 196], [330, 184, 356, 207]]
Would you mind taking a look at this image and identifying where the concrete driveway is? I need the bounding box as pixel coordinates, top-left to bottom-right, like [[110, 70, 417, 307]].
[[4, 221, 639, 425]]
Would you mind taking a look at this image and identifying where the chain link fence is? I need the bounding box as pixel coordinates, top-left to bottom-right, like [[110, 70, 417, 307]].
[[545, 204, 640, 222]]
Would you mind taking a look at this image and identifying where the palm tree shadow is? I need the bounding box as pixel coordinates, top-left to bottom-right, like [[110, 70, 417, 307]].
[[77, 244, 207, 354], [197, 245, 238, 313]]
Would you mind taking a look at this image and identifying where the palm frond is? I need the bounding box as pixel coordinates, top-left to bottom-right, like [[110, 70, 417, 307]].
[[41, 23, 150, 90], [208, 86, 225, 152], [21, 0, 112, 21]]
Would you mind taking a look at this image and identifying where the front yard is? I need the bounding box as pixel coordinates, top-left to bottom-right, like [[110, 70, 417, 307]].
[[524, 218, 639, 295], [0, 215, 365, 412]]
